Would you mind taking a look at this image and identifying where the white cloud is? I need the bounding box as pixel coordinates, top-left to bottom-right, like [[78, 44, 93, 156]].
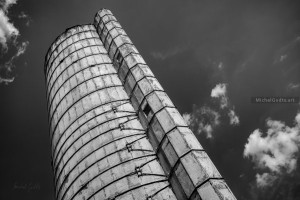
[[287, 83, 300, 91], [279, 54, 287, 62], [200, 123, 213, 138], [255, 173, 277, 188], [18, 11, 31, 26], [296, 113, 300, 124], [0, 0, 29, 84], [202, 107, 221, 127], [244, 113, 300, 187], [228, 109, 240, 125], [196, 107, 220, 138], [273, 35, 300, 66], [217, 62, 224, 70], [184, 106, 220, 139], [184, 84, 240, 140], [150, 45, 188, 60], [211, 83, 240, 125], [15, 41, 28, 56], [0, 0, 17, 11], [0, 9, 19, 50], [211, 83, 228, 109], [18, 11, 28, 19], [0, 41, 29, 84], [211, 83, 227, 98], [0, 76, 14, 84]]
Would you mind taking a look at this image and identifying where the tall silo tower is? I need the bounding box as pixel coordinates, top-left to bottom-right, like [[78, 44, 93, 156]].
[[44, 9, 236, 200]]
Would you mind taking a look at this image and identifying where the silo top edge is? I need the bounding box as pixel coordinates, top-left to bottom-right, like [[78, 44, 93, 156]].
[[44, 8, 113, 74], [44, 23, 94, 74]]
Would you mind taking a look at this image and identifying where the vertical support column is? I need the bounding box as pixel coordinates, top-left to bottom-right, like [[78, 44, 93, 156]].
[[94, 9, 237, 200]]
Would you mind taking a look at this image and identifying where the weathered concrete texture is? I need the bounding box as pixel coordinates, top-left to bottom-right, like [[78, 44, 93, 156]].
[[45, 25, 178, 200], [94, 9, 237, 200]]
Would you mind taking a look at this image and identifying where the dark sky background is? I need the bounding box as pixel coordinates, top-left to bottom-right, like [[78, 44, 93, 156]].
[[0, 0, 300, 199]]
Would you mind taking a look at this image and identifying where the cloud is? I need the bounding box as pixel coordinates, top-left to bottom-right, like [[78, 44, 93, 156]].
[[274, 35, 300, 64], [279, 54, 287, 62], [183, 105, 220, 139], [296, 113, 300, 124], [211, 83, 228, 109], [0, 0, 17, 11], [196, 106, 220, 138], [211, 83, 240, 125], [0, 9, 19, 50], [150, 45, 188, 60], [200, 124, 214, 138], [0, 75, 14, 84], [18, 11, 28, 19], [244, 113, 300, 187], [184, 84, 240, 139], [0, 41, 28, 84], [217, 62, 224, 70], [287, 83, 300, 91], [18, 11, 31, 26], [255, 173, 277, 188], [228, 109, 240, 125], [0, 0, 29, 84], [211, 83, 227, 97]]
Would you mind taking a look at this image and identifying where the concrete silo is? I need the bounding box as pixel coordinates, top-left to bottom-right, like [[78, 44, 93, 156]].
[[44, 9, 236, 200]]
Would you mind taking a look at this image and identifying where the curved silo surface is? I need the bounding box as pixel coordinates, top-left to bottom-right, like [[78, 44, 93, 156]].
[[44, 24, 177, 200]]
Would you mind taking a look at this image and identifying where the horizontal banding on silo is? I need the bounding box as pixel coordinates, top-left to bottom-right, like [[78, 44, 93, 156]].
[[45, 18, 178, 200]]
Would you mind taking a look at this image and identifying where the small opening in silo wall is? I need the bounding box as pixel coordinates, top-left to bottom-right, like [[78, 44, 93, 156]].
[[143, 104, 152, 117], [116, 51, 122, 64]]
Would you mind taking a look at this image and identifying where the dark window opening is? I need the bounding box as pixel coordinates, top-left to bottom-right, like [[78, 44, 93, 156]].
[[143, 104, 152, 117], [64, 173, 69, 183], [116, 51, 122, 64]]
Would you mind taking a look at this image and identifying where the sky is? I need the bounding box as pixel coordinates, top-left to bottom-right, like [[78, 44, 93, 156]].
[[0, 0, 300, 199]]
